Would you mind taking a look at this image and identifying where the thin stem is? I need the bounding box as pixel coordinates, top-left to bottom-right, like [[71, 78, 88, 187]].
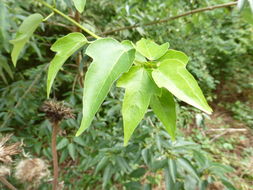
[[0, 176, 17, 190], [100, 1, 237, 36], [43, 12, 54, 21], [52, 121, 59, 190], [36, 0, 100, 39]]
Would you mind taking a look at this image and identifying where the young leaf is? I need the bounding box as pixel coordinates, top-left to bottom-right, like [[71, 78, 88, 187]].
[[158, 49, 189, 65], [47, 32, 87, 97], [150, 89, 176, 140], [76, 38, 135, 136], [136, 38, 169, 60], [117, 66, 158, 145], [10, 13, 43, 66], [152, 59, 212, 114], [72, 0, 86, 13]]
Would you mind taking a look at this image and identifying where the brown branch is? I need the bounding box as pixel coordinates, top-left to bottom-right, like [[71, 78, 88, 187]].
[[52, 121, 59, 190], [100, 1, 237, 36], [0, 176, 17, 190]]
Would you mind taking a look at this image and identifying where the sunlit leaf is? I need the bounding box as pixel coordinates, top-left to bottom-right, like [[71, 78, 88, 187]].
[[10, 13, 43, 66], [158, 49, 189, 65], [136, 38, 169, 60], [72, 0, 86, 13], [152, 59, 212, 114], [76, 38, 135, 136], [47, 32, 87, 97]]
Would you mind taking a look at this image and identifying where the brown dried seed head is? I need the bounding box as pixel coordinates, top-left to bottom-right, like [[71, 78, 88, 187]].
[[0, 165, 11, 176], [41, 100, 74, 122], [0, 134, 22, 164], [15, 158, 50, 187]]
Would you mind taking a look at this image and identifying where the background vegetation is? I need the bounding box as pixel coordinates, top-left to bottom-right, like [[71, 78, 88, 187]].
[[0, 0, 252, 189]]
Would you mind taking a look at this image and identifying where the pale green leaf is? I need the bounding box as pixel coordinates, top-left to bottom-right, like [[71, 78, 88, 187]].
[[117, 66, 158, 145], [150, 89, 176, 140], [47, 32, 87, 97], [158, 49, 189, 65], [10, 13, 43, 66], [76, 38, 135, 136], [152, 59, 212, 114], [72, 0, 86, 13], [136, 38, 169, 60], [122, 40, 146, 62]]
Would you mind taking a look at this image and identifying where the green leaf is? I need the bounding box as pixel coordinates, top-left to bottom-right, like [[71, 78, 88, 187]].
[[117, 66, 158, 145], [68, 143, 76, 160], [72, 0, 86, 13], [158, 49, 189, 65], [168, 159, 177, 183], [152, 59, 212, 114], [241, 6, 253, 24], [122, 40, 146, 62], [73, 136, 86, 146], [95, 156, 109, 175], [150, 89, 176, 140], [136, 38, 169, 60], [0, 56, 13, 80], [221, 178, 237, 190], [76, 38, 135, 136], [177, 158, 199, 180], [102, 164, 113, 189], [47, 32, 87, 97], [10, 13, 43, 66], [56, 138, 69, 150]]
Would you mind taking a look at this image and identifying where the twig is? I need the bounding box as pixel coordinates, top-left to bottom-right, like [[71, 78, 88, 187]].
[[0, 176, 17, 190], [210, 131, 229, 142], [206, 128, 247, 132], [99, 1, 237, 36], [36, 0, 100, 39], [52, 121, 59, 190], [0, 64, 49, 128], [209, 128, 247, 142]]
